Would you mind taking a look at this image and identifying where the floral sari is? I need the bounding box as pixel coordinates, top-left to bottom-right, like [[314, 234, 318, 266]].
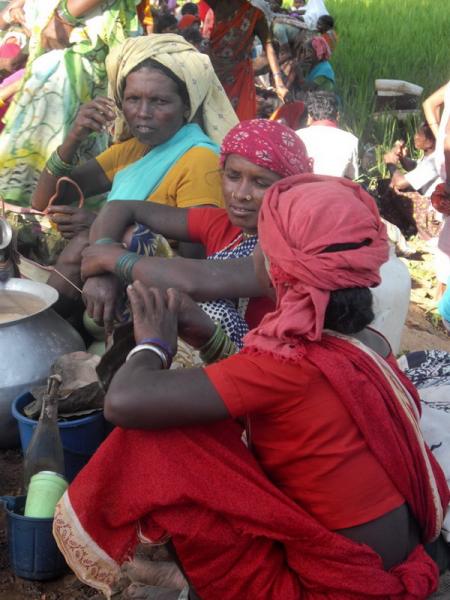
[[209, 2, 263, 121], [0, 0, 140, 205]]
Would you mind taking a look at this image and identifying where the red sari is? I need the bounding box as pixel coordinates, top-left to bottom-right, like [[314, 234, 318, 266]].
[[209, 3, 263, 121]]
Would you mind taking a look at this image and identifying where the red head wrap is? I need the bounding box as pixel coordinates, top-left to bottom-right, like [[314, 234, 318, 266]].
[[220, 119, 312, 178], [244, 174, 389, 358], [178, 14, 200, 30]]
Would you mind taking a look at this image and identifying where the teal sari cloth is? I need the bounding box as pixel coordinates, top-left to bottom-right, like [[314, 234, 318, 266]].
[[306, 61, 336, 84], [107, 123, 220, 201]]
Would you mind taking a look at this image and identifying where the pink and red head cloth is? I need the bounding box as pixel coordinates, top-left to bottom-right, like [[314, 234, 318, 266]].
[[245, 174, 389, 358], [219, 118, 312, 179]]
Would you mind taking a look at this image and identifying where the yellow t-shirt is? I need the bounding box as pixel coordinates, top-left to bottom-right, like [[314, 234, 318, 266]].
[[95, 138, 223, 208]]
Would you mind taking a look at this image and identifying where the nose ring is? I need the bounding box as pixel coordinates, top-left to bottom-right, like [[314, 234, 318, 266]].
[[245, 194, 252, 201]]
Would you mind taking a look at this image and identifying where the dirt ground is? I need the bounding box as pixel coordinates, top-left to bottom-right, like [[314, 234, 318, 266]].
[[0, 243, 449, 599]]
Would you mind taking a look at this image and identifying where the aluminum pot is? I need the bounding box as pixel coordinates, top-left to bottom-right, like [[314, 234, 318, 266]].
[[0, 278, 85, 448]]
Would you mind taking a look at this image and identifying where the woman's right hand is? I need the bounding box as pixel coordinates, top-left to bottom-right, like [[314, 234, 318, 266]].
[[67, 97, 116, 144], [81, 243, 126, 280]]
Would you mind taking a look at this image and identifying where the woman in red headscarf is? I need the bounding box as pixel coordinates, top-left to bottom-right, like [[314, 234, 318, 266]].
[[80, 119, 311, 347], [205, 0, 288, 120], [55, 175, 449, 600]]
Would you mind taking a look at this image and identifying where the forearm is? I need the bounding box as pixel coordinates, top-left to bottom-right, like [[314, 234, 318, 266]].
[[132, 256, 264, 301], [105, 355, 228, 429], [423, 86, 445, 138], [89, 201, 190, 243], [265, 42, 284, 87]]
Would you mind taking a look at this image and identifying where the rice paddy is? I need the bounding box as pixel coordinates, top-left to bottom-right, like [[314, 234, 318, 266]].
[[326, 0, 450, 150]]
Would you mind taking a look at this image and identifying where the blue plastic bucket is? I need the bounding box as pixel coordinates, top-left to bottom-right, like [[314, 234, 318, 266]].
[[12, 392, 108, 482], [0, 495, 67, 580]]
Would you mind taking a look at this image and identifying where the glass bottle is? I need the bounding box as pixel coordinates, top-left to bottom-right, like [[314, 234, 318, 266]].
[[23, 374, 65, 491]]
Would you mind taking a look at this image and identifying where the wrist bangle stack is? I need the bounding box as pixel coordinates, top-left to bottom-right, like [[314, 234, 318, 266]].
[[46, 148, 75, 178], [114, 252, 141, 284], [137, 337, 174, 364], [56, 0, 83, 26], [199, 323, 236, 365], [126, 343, 170, 369]]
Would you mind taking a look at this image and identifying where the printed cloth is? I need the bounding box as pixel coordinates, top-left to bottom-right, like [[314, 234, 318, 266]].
[[0, 0, 141, 204], [220, 118, 312, 177], [399, 350, 450, 542], [199, 234, 258, 348], [244, 174, 389, 359], [106, 34, 238, 145]]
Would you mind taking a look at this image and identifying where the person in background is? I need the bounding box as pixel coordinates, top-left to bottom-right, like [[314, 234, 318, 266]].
[[0, 1, 29, 129], [0, 0, 141, 205], [180, 2, 198, 17], [178, 13, 200, 31], [316, 13, 337, 51], [154, 11, 178, 33], [383, 123, 442, 240], [179, 25, 203, 50], [296, 90, 359, 178], [423, 80, 450, 299], [207, 0, 288, 120], [137, 0, 157, 33]]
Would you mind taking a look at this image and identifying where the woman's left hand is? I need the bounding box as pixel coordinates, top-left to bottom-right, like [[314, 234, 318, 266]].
[[47, 205, 96, 239], [127, 281, 178, 356]]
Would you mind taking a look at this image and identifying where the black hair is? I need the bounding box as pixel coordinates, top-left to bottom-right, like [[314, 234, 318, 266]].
[[418, 122, 435, 143], [180, 26, 203, 48], [306, 90, 338, 121], [322, 240, 374, 334], [154, 13, 178, 33], [181, 2, 198, 15], [317, 14, 334, 31], [126, 58, 190, 110]]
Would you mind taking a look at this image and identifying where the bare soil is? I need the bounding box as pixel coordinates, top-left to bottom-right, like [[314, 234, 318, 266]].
[[0, 242, 449, 599]]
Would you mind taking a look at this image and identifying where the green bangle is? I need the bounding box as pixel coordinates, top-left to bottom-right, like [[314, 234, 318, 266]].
[[95, 237, 119, 245], [56, 0, 83, 26], [114, 252, 141, 285], [46, 148, 74, 178], [199, 323, 236, 364]]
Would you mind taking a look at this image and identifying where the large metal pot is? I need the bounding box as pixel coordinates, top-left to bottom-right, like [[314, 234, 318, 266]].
[[0, 278, 85, 448]]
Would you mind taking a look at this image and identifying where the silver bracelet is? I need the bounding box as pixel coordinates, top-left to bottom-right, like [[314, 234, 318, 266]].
[[126, 343, 169, 369]]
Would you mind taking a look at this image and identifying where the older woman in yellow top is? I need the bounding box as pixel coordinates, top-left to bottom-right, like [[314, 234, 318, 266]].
[[31, 34, 237, 238]]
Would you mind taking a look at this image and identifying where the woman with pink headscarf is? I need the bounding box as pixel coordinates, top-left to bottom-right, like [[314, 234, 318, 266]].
[[55, 174, 448, 599], [80, 118, 311, 346]]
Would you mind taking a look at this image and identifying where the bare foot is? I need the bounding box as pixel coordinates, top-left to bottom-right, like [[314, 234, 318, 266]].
[[123, 558, 186, 590], [122, 583, 182, 600]]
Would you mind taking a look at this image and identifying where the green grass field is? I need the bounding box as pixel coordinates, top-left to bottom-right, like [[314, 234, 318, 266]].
[[327, 0, 450, 149]]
